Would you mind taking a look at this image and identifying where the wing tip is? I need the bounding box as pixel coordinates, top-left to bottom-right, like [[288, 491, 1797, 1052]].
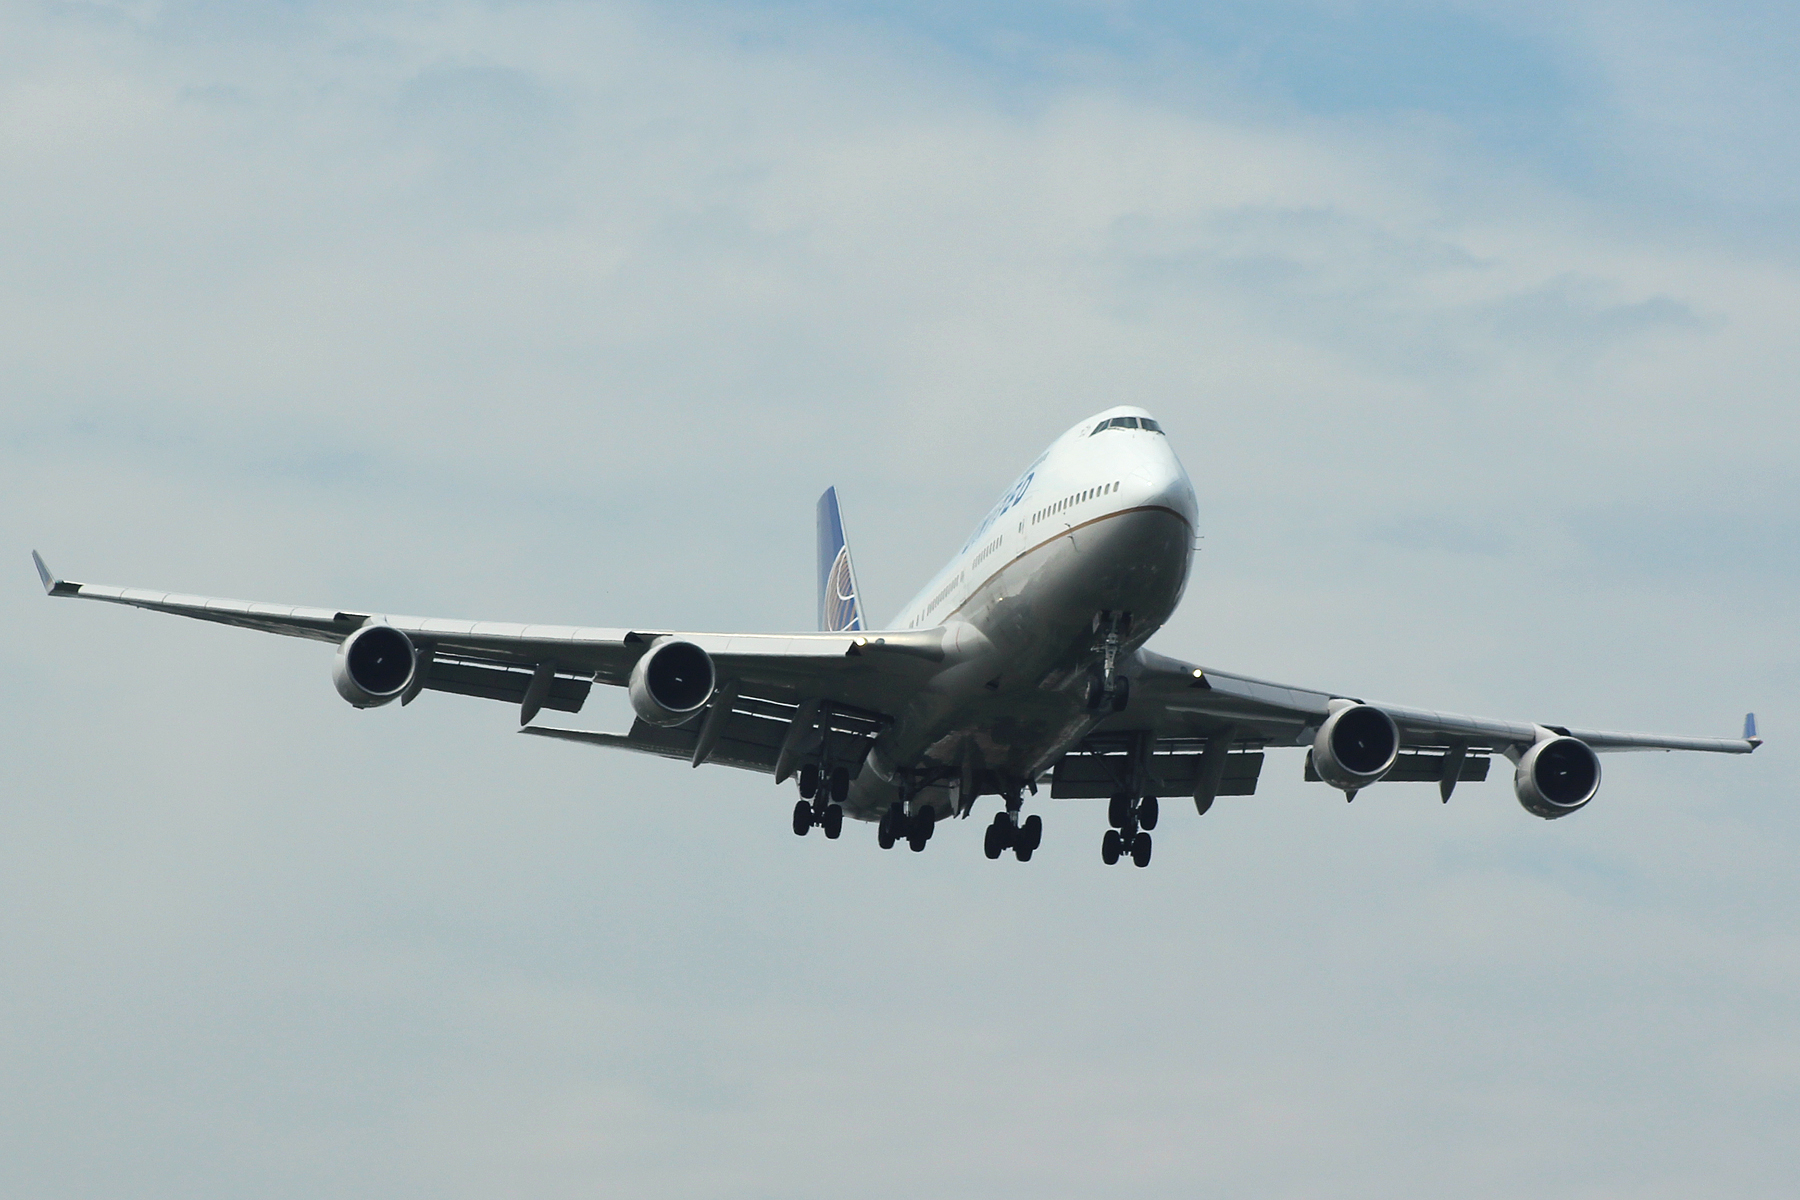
[[1745, 712, 1762, 748], [31, 550, 77, 596]]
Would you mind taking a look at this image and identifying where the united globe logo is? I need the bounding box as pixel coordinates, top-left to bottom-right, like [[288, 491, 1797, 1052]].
[[824, 546, 861, 631]]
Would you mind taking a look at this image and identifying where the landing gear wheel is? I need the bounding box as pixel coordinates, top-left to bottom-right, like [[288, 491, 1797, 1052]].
[[1085, 672, 1106, 711], [1110, 677, 1131, 712], [1139, 795, 1159, 831], [878, 805, 900, 849], [1108, 793, 1131, 829], [1019, 814, 1043, 852], [822, 804, 843, 839], [1131, 831, 1153, 867], [829, 766, 850, 803], [1102, 828, 1122, 865], [792, 800, 812, 836], [984, 822, 1005, 860], [798, 763, 819, 799], [1015, 844, 1033, 862]]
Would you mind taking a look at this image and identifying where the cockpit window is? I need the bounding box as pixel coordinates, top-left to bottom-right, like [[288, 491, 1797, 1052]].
[[1141, 418, 1162, 433], [1092, 415, 1157, 434]]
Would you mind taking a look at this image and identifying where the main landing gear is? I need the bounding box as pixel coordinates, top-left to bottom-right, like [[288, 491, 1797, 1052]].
[[1085, 611, 1132, 712], [983, 790, 1043, 862], [878, 801, 938, 852], [792, 760, 850, 839], [1101, 791, 1156, 867]]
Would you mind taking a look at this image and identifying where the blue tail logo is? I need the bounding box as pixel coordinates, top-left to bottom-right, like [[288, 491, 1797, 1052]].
[[817, 486, 864, 633]]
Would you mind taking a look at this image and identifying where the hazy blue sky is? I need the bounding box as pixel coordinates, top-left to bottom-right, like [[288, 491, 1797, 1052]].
[[4, 2, 1796, 1197]]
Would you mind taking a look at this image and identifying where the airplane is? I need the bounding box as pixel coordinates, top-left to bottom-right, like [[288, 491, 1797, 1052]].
[[32, 406, 1760, 868]]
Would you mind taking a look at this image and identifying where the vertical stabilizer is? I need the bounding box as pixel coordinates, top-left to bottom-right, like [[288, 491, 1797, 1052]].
[[817, 487, 865, 632]]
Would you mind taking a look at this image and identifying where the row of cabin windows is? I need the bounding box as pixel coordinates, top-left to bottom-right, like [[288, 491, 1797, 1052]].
[[1033, 480, 1119, 525], [1092, 415, 1163, 435]]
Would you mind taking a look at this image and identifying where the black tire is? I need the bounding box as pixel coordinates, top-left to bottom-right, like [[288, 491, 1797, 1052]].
[[829, 766, 850, 803], [877, 814, 896, 850], [909, 831, 928, 852], [1085, 673, 1106, 710], [1102, 828, 1122, 864], [798, 763, 819, 799], [1108, 793, 1130, 829], [823, 804, 843, 839], [1020, 813, 1043, 852], [792, 800, 812, 836], [1111, 677, 1131, 712], [1139, 795, 1159, 831], [918, 805, 937, 841], [1132, 831, 1153, 867], [1015, 844, 1033, 862], [983, 823, 1004, 860]]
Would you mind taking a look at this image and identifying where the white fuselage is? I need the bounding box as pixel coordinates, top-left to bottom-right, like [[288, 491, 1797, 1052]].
[[846, 406, 1199, 819]]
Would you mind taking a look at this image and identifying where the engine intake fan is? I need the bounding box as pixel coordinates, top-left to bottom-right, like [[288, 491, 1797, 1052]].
[[1515, 735, 1601, 819], [629, 638, 716, 726], [333, 624, 417, 708], [1311, 703, 1400, 795]]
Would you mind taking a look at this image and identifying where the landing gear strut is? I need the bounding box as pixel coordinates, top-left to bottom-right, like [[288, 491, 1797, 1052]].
[[1086, 611, 1133, 712], [1101, 791, 1156, 867]]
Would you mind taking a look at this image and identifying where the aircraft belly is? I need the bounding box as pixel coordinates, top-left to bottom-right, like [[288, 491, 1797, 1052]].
[[842, 506, 1193, 821]]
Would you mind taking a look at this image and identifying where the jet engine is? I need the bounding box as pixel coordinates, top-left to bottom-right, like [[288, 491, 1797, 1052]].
[[1514, 735, 1601, 819], [629, 638, 716, 726], [1311, 703, 1400, 792], [333, 624, 417, 708]]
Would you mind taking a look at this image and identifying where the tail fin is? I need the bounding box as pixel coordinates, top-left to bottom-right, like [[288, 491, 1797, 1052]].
[[817, 486, 865, 632]]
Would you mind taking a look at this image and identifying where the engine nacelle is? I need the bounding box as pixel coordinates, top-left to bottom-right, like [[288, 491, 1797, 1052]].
[[332, 624, 418, 708], [1311, 703, 1400, 792], [1514, 735, 1601, 819], [628, 638, 716, 727]]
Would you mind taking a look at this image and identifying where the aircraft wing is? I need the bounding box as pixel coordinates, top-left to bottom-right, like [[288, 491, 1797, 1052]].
[[1115, 646, 1759, 757], [31, 552, 940, 773], [1049, 647, 1760, 809]]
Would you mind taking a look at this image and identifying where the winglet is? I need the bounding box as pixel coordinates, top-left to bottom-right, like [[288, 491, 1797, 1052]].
[[32, 551, 80, 597], [1744, 712, 1761, 748]]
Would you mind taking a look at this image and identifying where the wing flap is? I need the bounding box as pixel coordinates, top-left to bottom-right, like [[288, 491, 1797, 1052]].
[[1050, 750, 1265, 798], [423, 657, 592, 714]]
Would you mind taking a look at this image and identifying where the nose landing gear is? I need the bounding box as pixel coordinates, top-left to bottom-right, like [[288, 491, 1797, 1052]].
[[1086, 611, 1133, 712]]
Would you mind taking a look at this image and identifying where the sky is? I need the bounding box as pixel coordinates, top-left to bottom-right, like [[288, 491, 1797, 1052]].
[[2, 1, 1797, 1196]]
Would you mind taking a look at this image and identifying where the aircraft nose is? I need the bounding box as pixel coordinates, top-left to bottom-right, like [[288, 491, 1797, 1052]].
[[1132, 445, 1197, 526]]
